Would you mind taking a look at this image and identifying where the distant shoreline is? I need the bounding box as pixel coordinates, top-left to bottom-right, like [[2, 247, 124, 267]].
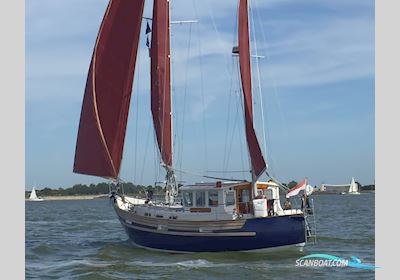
[[25, 194, 109, 201], [312, 190, 375, 195], [25, 191, 376, 201]]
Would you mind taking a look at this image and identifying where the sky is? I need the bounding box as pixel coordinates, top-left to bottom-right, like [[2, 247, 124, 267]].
[[26, 0, 374, 189]]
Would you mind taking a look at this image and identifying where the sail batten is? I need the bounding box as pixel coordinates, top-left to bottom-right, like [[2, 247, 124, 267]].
[[151, 0, 173, 167], [73, 0, 145, 179], [238, 0, 267, 178]]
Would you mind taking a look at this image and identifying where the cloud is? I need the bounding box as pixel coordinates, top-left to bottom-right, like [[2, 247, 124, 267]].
[[257, 18, 374, 88], [26, 0, 375, 186], [26, 0, 374, 97]]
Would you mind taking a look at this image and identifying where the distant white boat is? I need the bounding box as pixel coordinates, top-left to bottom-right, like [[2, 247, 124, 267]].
[[348, 177, 360, 195], [321, 177, 361, 194], [29, 187, 44, 201]]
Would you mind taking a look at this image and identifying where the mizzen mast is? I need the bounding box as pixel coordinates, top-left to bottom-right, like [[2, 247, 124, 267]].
[[238, 0, 267, 196]]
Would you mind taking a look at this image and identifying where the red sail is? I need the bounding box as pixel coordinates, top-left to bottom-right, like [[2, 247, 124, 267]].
[[150, 0, 172, 167], [238, 0, 266, 178], [73, 0, 145, 179]]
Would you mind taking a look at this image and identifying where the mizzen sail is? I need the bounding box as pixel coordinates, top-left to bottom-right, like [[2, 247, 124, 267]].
[[238, 0, 266, 178], [150, 0, 173, 167], [73, 0, 145, 179]]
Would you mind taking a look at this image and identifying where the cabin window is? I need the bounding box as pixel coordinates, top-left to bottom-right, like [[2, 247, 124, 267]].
[[225, 191, 235, 206], [208, 190, 218, 207], [240, 189, 250, 203], [183, 192, 193, 207], [196, 191, 206, 207]]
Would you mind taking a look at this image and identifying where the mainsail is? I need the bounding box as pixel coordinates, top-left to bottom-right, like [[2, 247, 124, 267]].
[[150, 0, 173, 167], [73, 0, 145, 179], [238, 0, 267, 178]]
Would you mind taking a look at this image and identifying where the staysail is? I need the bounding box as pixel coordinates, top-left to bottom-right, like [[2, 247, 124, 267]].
[[238, 0, 266, 178], [73, 0, 145, 179], [150, 0, 173, 167]]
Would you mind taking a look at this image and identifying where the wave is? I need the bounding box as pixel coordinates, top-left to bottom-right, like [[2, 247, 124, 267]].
[[26, 259, 115, 272], [317, 236, 375, 245], [128, 259, 233, 269]]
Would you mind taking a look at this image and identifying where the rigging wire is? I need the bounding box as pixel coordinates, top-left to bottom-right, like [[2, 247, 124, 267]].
[[223, 4, 250, 179], [141, 18, 160, 187], [204, 0, 232, 76], [153, 122, 158, 186], [117, 23, 147, 184], [253, 0, 291, 181], [207, 170, 250, 173], [235, 56, 253, 180], [170, 0, 178, 164], [223, 61, 238, 172], [223, 58, 249, 178], [221, 59, 235, 176], [153, 129, 162, 185], [235, 13, 248, 182], [223, 96, 240, 173], [170, 166, 246, 183], [135, 1, 287, 187], [139, 119, 152, 185], [222, 6, 239, 176], [177, 23, 193, 182], [237, 91, 247, 180], [133, 31, 142, 184], [249, 2, 268, 170], [193, 0, 209, 174]]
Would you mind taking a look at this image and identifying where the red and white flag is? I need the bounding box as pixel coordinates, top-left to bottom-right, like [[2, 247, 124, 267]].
[[286, 179, 308, 198]]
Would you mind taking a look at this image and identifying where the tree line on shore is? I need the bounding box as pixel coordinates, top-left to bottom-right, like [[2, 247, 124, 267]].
[[25, 182, 164, 198], [25, 181, 375, 198]]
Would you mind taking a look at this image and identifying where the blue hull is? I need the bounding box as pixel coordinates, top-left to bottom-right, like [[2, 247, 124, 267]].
[[118, 215, 306, 253]]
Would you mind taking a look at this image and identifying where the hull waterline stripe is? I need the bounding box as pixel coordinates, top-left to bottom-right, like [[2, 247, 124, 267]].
[[120, 219, 256, 237], [129, 240, 305, 254]]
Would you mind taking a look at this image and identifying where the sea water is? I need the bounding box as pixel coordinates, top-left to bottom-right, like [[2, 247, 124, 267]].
[[25, 193, 375, 279]]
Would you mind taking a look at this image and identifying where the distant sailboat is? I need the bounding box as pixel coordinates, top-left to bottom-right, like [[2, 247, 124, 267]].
[[321, 177, 361, 194], [29, 187, 44, 201], [348, 177, 360, 195]]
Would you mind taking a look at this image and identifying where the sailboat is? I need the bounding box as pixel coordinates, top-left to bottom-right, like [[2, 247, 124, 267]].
[[73, 0, 316, 252], [348, 177, 360, 195], [29, 187, 44, 201]]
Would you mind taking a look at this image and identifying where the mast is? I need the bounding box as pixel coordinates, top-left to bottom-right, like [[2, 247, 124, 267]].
[[167, 0, 177, 203], [168, 0, 178, 203], [238, 0, 267, 197], [151, 0, 177, 203]]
